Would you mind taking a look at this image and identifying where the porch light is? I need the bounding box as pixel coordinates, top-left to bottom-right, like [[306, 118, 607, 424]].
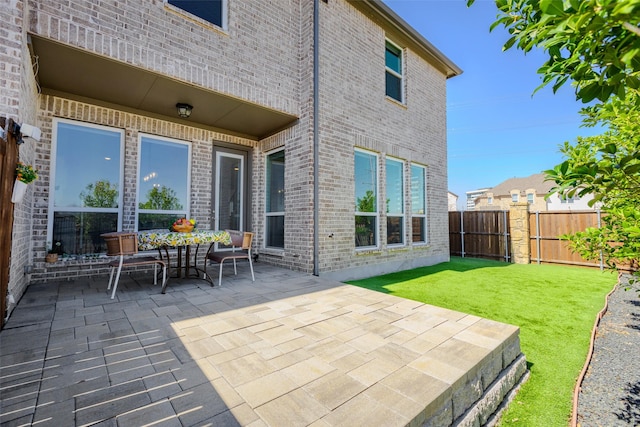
[[176, 103, 193, 118]]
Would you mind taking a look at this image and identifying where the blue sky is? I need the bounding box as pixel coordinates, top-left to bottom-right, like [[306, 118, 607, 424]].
[[382, 0, 604, 209]]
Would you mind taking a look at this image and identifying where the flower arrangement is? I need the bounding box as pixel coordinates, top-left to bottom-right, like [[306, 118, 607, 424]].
[[48, 241, 62, 254], [16, 162, 38, 184]]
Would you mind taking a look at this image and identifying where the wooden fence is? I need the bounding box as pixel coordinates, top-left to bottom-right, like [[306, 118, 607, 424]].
[[449, 209, 603, 269], [449, 210, 511, 262], [529, 210, 603, 268]]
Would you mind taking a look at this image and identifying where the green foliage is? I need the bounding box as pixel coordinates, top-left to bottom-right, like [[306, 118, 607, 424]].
[[356, 189, 376, 212], [470, 0, 640, 276], [80, 180, 118, 208], [15, 162, 38, 184], [348, 257, 616, 426], [138, 186, 183, 210], [469, 0, 640, 104], [545, 95, 640, 276]]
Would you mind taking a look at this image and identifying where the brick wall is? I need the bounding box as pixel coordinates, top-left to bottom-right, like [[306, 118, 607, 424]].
[[8, 0, 453, 292], [30, 1, 300, 116], [314, 1, 450, 279]]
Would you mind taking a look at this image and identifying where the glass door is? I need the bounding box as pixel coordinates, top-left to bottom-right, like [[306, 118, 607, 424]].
[[213, 150, 245, 233]]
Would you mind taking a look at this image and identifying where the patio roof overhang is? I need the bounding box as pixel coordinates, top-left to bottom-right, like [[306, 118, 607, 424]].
[[29, 35, 299, 140]]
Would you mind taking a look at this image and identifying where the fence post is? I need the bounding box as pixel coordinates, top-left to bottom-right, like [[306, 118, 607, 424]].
[[535, 211, 541, 265], [503, 210, 510, 262], [460, 211, 465, 258], [509, 202, 530, 264]]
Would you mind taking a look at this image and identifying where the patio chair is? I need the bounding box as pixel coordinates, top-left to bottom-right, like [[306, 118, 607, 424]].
[[101, 232, 167, 299], [204, 230, 255, 286]]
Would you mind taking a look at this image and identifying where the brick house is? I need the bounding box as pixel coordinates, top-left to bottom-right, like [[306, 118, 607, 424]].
[[1, 0, 460, 322], [473, 173, 596, 211]]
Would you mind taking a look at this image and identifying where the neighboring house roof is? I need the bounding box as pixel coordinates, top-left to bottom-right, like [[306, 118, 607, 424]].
[[487, 173, 555, 196]]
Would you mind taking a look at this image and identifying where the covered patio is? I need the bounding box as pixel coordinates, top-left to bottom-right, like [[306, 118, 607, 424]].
[[0, 263, 526, 426]]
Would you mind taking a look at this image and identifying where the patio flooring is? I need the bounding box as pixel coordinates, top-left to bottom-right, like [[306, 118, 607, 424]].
[[0, 263, 527, 426]]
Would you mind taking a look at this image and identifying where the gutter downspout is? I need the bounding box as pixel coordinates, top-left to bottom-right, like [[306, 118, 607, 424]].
[[313, 0, 320, 276]]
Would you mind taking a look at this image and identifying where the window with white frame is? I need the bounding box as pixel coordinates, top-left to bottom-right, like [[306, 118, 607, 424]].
[[137, 135, 191, 230], [487, 196, 493, 205], [386, 157, 404, 245], [385, 40, 403, 102], [266, 149, 285, 249], [527, 193, 534, 204], [511, 193, 519, 203], [166, 0, 226, 28], [49, 119, 124, 256], [411, 164, 427, 243], [355, 149, 378, 248]]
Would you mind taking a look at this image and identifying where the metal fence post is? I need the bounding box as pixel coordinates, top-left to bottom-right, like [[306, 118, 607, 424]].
[[460, 211, 465, 258], [503, 210, 509, 262], [535, 211, 541, 265]]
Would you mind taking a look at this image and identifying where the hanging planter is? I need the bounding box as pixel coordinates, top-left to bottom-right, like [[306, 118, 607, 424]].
[[11, 162, 38, 204], [11, 179, 28, 203]]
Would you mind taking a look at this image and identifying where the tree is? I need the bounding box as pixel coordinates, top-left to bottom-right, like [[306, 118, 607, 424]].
[[138, 186, 183, 210], [80, 179, 118, 208], [468, 0, 640, 103], [469, 0, 640, 277], [545, 95, 640, 276]]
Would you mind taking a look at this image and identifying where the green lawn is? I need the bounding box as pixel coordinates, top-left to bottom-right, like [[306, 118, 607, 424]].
[[346, 256, 617, 426]]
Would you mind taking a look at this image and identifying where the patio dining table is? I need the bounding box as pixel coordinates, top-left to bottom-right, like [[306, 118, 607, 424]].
[[137, 229, 232, 288]]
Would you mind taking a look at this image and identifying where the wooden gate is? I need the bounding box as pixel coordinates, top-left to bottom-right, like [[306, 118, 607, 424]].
[[449, 210, 511, 262], [529, 211, 603, 268], [0, 119, 19, 329]]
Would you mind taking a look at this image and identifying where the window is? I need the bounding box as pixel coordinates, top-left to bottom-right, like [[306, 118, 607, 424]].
[[167, 0, 225, 28], [411, 164, 427, 243], [527, 193, 534, 204], [386, 158, 404, 245], [355, 149, 378, 248], [511, 193, 519, 203], [266, 149, 285, 248], [385, 40, 403, 102], [137, 135, 191, 230], [49, 119, 124, 256], [487, 196, 493, 205]]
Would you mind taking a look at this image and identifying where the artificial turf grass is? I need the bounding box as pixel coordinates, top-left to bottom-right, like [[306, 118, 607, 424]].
[[346, 256, 617, 426]]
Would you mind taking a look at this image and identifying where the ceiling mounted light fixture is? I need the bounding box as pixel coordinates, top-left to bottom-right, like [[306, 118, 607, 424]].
[[176, 103, 193, 118]]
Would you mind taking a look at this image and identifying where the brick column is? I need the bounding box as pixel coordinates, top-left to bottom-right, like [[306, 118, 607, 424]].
[[509, 202, 530, 264]]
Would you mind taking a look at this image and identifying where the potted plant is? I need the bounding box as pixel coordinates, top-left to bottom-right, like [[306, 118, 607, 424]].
[[46, 241, 62, 263], [12, 162, 38, 203]]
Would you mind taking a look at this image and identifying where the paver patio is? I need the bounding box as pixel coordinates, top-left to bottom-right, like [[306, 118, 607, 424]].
[[0, 263, 527, 426]]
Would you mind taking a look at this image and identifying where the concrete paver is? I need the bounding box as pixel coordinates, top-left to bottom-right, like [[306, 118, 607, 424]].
[[0, 263, 524, 426]]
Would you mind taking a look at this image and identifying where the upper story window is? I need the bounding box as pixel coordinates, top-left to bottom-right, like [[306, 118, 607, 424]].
[[527, 193, 535, 204], [511, 193, 519, 203], [49, 119, 124, 256], [137, 135, 191, 230], [487, 196, 493, 205], [385, 40, 403, 102], [386, 157, 405, 246], [266, 149, 285, 249], [167, 0, 226, 29]]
